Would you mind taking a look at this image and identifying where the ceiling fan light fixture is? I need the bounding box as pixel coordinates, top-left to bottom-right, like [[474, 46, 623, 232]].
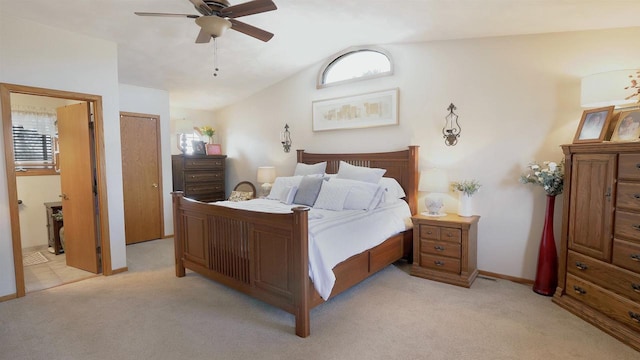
[[195, 16, 232, 38]]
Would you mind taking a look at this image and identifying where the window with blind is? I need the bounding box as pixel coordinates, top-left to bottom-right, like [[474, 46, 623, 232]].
[[11, 110, 57, 171]]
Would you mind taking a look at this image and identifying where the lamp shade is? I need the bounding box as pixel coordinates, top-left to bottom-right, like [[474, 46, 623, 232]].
[[581, 70, 640, 108], [418, 169, 449, 193], [257, 166, 276, 184], [195, 16, 232, 38]]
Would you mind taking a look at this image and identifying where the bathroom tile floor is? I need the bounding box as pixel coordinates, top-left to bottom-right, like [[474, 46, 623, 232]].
[[22, 245, 97, 293]]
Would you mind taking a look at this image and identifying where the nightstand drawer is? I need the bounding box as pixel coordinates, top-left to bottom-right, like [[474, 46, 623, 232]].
[[184, 171, 223, 183], [439, 227, 461, 243], [420, 254, 460, 273], [421, 239, 460, 258], [420, 225, 440, 240]]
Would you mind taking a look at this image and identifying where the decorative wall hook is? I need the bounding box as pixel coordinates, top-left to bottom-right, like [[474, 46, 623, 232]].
[[281, 124, 292, 153], [443, 103, 461, 146]]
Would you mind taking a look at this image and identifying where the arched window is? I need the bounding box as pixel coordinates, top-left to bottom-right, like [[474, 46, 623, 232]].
[[318, 47, 393, 88]]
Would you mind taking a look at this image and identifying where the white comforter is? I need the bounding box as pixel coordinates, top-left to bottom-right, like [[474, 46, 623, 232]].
[[216, 199, 412, 300]]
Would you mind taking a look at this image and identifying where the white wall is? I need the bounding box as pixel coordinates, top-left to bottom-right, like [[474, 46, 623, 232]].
[[169, 107, 218, 155], [0, 16, 126, 296], [216, 27, 640, 280], [16, 176, 62, 249], [119, 84, 173, 236]]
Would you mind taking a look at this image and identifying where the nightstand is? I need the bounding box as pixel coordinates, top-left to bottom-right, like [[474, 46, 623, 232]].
[[410, 213, 479, 287]]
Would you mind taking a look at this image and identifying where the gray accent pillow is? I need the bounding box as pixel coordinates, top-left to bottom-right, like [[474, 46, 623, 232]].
[[294, 162, 327, 176], [293, 175, 325, 206]]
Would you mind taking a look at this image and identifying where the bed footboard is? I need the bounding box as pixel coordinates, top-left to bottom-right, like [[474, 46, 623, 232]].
[[172, 192, 311, 337]]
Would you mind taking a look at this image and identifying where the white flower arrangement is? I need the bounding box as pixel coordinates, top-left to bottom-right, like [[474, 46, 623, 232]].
[[451, 179, 482, 196], [520, 160, 564, 196]]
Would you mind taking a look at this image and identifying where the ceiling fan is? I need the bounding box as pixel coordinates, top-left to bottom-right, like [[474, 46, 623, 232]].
[[135, 0, 277, 43]]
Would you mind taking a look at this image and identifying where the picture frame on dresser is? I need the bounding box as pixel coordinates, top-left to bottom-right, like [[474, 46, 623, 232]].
[[573, 106, 615, 143], [192, 140, 206, 155], [610, 110, 640, 142]]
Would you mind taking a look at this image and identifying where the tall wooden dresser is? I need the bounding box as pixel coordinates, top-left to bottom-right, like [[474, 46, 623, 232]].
[[554, 142, 640, 351], [172, 154, 226, 202]]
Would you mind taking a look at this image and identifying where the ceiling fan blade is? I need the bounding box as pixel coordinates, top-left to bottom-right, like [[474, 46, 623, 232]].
[[135, 12, 199, 18], [195, 28, 212, 43], [221, 0, 277, 18], [229, 19, 274, 42], [189, 0, 214, 16]]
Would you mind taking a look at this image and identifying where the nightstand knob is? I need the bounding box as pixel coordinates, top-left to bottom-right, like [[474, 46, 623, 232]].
[[434, 245, 445, 251], [434, 260, 445, 266], [631, 283, 640, 293], [631, 254, 640, 262], [629, 311, 640, 323]]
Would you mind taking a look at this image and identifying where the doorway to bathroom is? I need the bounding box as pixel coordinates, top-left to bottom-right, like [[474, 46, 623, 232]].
[[1, 83, 113, 297]]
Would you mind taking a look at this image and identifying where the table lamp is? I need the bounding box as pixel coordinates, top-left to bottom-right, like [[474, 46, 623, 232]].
[[257, 166, 276, 197], [418, 168, 449, 217]]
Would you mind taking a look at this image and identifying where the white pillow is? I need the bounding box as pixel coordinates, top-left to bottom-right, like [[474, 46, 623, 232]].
[[378, 177, 406, 204], [329, 178, 385, 210], [336, 161, 386, 184], [279, 186, 298, 205], [267, 176, 303, 200], [294, 162, 327, 176], [313, 181, 350, 211]]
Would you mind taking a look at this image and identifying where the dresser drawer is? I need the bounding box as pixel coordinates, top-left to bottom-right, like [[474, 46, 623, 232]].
[[613, 239, 640, 274], [568, 250, 640, 302], [566, 274, 640, 332], [420, 253, 460, 273], [183, 157, 225, 170], [421, 239, 460, 258], [616, 182, 640, 211], [185, 182, 224, 194], [618, 154, 640, 180], [184, 171, 223, 183], [420, 225, 440, 240], [614, 210, 640, 242]]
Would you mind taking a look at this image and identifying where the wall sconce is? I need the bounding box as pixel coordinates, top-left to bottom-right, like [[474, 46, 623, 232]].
[[418, 168, 449, 217], [443, 103, 461, 146], [281, 123, 292, 153], [581, 69, 640, 108], [257, 166, 276, 197]]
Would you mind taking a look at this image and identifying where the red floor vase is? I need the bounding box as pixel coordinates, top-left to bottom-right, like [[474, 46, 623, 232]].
[[533, 194, 558, 296]]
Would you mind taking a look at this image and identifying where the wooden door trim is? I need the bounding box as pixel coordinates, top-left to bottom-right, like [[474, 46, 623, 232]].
[[0, 83, 112, 298], [120, 111, 165, 240]]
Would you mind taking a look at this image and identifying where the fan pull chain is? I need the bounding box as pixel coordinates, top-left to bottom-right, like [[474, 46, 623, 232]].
[[213, 38, 220, 77]]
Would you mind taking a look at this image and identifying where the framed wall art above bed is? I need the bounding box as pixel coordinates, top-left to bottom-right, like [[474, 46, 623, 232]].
[[312, 88, 399, 132]]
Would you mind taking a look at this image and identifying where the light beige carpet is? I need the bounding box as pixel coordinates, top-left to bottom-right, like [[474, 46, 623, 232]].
[[0, 238, 637, 359]]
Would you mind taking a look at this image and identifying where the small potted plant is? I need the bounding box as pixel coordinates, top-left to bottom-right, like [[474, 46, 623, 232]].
[[451, 179, 481, 217]]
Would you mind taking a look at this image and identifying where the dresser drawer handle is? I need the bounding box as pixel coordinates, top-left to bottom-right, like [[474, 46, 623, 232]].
[[632, 225, 640, 231], [632, 283, 640, 293], [636, 163, 640, 169], [575, 262, 588, 270], [629, 311, 640, 323], [434, 260, 445, 266], [573, 285, 586, 295], [631, 254, 640, 262], [434, 246, 445, 251], [426, 231, 433, 235], [445, 233, 453, 237], [634, 194, 640, 199]]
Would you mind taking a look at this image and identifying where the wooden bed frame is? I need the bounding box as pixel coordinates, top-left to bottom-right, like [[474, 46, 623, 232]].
[[172, 146, 419, 337]]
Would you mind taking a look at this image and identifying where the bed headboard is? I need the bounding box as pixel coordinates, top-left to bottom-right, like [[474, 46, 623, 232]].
[[297, 146, 419, 215]]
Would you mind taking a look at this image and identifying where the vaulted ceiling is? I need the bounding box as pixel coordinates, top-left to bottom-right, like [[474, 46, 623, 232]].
[[2, 1, 638, 110]]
